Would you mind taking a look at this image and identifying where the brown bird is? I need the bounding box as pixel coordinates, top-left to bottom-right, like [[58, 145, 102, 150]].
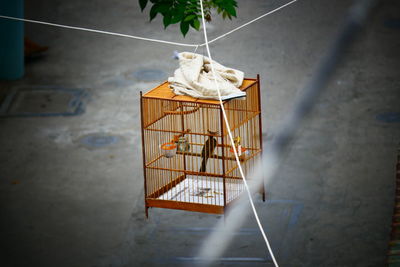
[[199, 130, 218, 173]]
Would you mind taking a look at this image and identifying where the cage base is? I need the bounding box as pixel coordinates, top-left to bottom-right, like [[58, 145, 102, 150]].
[[146, 199, 225, 214], [145, 175, 244, 215]]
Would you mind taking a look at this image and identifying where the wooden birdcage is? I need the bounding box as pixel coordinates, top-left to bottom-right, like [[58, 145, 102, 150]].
[[140, 75, 264, 217]]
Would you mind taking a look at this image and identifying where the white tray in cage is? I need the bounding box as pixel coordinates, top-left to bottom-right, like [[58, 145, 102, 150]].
[[158, 176, 243, 206]]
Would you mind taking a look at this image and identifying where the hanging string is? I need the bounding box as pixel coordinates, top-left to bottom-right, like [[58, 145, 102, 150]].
[[0, 15, 198, 47], [198, 0, 279, 266], [198, 0, 298, 47], [193, 45, 200, 54], [0, 0, 297, 48]]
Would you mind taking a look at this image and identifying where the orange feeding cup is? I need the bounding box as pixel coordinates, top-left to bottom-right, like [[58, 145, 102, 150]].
[[160, 142, 177, 158]]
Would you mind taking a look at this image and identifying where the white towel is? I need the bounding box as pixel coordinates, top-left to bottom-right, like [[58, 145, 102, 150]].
[[168, 52, 245, 100]]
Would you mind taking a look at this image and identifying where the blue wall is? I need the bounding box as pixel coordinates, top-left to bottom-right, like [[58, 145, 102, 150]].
[[0, 0, 24, 80]]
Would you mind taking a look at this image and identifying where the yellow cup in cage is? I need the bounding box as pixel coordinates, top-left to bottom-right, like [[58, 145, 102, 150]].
[[229, 145, 248, 160], [160, 142, 177, 158]]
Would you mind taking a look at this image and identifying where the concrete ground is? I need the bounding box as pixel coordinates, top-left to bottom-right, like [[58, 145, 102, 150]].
[[1, 0, 399, 266]]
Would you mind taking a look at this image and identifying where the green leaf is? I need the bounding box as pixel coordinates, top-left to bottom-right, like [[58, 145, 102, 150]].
[[139, 0, 148, 11], [192, 19, 200, 30], [163, 14, 172, 28], [170, 6, 182, 23], [184, 14, 196, 22], [157, 3, 170, 14], [171, 15, 182, 24], [143, 0, 238, 37], [149, 4, 159, 21], [224, 5, 237, 17], [180, 21, 189, 37]]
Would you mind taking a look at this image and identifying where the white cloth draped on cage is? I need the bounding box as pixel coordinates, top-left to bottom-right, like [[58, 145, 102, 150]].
[[168, 52, 246, 100]]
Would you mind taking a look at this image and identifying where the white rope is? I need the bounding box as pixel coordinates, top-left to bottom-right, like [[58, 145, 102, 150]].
[[199, 0, 298, 47], [198, 1, 279, 266], [0, 0, 297, 48], [0, 15, 198, 47]]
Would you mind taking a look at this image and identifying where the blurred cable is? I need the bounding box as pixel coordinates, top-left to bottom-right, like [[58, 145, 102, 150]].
[[198, 0, 380, 264]]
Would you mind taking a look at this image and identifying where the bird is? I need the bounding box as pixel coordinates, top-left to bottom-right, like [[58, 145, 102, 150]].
[[199, 130, 218, 173]]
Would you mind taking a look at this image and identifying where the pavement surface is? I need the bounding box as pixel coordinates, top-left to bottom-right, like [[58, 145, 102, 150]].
[[0, 0, 399, 266]]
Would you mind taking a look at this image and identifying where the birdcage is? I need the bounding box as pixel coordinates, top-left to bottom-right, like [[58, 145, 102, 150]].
[[140, 75, 264, 217]]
